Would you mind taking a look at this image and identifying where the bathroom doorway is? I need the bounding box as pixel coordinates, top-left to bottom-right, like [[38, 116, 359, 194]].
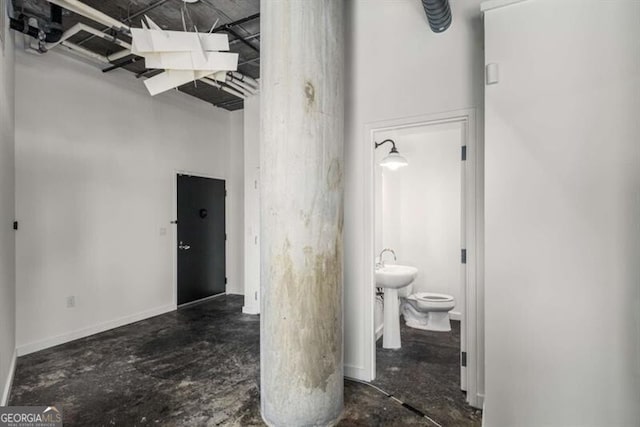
[[365, 109, 482, 409]]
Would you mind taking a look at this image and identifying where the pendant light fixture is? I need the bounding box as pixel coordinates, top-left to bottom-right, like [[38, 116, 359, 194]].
[[131, 15, 238, 96], [375, 139, 409, 170]]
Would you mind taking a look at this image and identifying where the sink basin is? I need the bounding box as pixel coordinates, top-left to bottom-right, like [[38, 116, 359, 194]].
[[375, 264, 418, 350], [375, 264, 418, 289]]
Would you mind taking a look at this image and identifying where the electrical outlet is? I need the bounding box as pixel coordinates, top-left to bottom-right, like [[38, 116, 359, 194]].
[[66, 296, 75, 308]]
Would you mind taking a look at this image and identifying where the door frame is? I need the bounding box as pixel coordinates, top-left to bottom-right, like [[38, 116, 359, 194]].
[[172, 169, 228, 308], [362, 108, 483, 408]]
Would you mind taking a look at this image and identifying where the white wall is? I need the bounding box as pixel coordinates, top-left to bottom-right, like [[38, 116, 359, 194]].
[[0, 15, 16, 405], [375, 125, 462, 314], [344, 0, 484, 390], [242, 95, 260, 314], [226, 109, 244, 295], [15, 48, 242, 355], [484, 0, 640, 425]]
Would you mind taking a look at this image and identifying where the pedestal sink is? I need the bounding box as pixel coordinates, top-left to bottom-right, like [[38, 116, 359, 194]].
[[375, 264, 418, 349]]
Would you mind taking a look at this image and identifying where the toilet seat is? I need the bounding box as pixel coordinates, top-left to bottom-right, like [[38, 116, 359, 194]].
[[411, 292, 454, 303]]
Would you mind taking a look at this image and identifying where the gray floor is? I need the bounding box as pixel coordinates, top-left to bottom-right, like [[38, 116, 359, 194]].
[[10, 295, 481, 426]]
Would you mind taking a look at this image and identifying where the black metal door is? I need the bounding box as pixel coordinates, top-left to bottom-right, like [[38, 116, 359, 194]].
[[177, 174, 226, 305]]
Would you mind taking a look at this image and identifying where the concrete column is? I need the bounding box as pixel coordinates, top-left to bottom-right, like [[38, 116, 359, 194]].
[[260, 1, 344, 426]]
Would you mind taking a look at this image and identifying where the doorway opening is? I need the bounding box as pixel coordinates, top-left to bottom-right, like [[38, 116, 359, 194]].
[[366, 109, 482, 410], [175, 173, 227, 307]]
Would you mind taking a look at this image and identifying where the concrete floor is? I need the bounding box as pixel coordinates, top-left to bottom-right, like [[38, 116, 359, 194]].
[[10, 295, 481, 426]]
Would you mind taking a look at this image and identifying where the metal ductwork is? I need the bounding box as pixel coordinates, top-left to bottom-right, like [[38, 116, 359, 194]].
[[421, 0, 452, 33], [9, 4, 64, 44]]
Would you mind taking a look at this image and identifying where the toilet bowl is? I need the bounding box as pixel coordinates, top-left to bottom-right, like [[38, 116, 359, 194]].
[[400, 285, 455, 332]]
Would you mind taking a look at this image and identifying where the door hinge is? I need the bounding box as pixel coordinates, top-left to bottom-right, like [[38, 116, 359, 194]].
[[461, 249, 467, 264], [461, 145, 467, 161], [225, 233, 227, 241], [225, 189, 227, 197], [225, 277, 228, 284], [13, 221, 18, 230], [461, 351, 467, 367]]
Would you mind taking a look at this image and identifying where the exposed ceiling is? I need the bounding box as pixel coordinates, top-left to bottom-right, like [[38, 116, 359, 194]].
[[12, 0, 261, 110]]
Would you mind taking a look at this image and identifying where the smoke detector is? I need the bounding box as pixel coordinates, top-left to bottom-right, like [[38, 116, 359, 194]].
[[183, 0, 199, 3]]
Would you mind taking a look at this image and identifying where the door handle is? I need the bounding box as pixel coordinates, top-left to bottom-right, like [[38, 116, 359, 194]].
[[179, 241, 191, 250]]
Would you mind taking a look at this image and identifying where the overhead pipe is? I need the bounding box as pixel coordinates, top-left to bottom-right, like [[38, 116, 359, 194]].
[[228, 78, 256, 95], [135, 69, 160, 79], [223, 27, 259, 53], [106, 49, 133, 63], [226, 73, 257, 95], [218, 84, 247, 99], [421, 0, 452, 33], [213, 13, 260, 30], [9, 4, 63, 44], [224, 79, 251, 96], [238, 56, 260, 67], [209, 13, 260, 53], [10, 18, 40, 40], [122, 0, 170, 26], [102, 56, 140, 73], [229, 71, 258, 90], [201, 78, 247, 99], [230, 32, 260, 46]]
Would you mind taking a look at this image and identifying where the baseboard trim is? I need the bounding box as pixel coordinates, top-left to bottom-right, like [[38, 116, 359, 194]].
[[178, 293, 225, 309], [17, 304, 176, 357], [476, 393, 485, 409], [345, 363, 372, 382], [450, 310, 462, 321], [1, 349, 17, 406], [242, 304, 259, 315]]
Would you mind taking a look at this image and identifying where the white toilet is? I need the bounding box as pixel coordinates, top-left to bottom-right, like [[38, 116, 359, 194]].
[[399, 284, 455, 332]]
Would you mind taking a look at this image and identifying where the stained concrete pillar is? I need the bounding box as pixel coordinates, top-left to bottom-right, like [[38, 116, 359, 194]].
[[260, 1, 344, 426]]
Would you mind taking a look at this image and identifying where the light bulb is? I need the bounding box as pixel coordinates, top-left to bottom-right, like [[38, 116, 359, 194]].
[[380, 152, 408, 170]]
